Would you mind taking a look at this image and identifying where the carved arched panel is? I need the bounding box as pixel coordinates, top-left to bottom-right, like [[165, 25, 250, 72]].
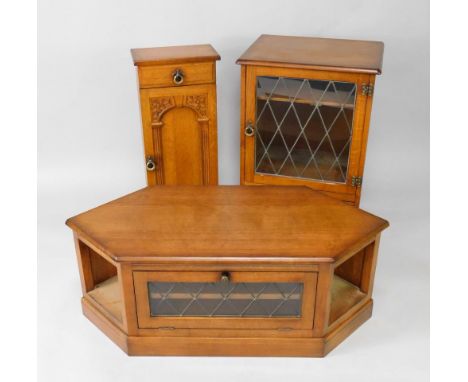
[[149, 94, 211, 185]]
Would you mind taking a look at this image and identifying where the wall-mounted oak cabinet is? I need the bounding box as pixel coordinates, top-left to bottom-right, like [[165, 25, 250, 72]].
[[237, 35, 384, 206], [132, 45, 220, 185]]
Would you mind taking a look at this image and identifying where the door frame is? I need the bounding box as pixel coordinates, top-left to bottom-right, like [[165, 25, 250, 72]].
[[133, 270, 317, 330], [139, 84, 218, 186], [242, 65, 372, 197]]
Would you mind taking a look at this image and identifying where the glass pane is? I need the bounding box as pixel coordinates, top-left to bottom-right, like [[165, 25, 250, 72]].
[[148, 280, 303, 317], [255, 76, 357, 183]]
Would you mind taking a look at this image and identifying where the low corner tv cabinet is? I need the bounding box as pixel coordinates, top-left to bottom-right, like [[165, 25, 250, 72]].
[[66, 186, 388, 357]]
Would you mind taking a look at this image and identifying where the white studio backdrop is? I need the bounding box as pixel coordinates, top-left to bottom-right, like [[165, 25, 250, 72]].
[[38, 1, 429, 381]]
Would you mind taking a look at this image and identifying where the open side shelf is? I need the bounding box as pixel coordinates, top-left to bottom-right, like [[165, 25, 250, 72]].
[[329, 275, 367, 325], [87, 276, 123, 322], [258, 91, 355, 109], [85, 273, 368, 328], [82, 259, 369, 330]]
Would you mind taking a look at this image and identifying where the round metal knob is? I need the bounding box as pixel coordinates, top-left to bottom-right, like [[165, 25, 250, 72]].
[[220, 272, 230, 283], [244, 122, 255, 137], [146, 157, 156, 172], [172, 69, 184, 85]]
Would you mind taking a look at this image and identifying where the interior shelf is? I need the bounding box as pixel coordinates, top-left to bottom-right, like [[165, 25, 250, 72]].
[[258, 89, 355, 109], [256, 145, 348, 183], [329, 275, 366, 324], [87, 276, 122, 322]]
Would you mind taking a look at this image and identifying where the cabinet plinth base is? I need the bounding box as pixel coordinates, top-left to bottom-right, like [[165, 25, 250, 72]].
[[82, 297, 373, 357]]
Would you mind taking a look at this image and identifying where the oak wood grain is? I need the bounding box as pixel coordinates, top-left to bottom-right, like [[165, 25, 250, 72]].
[[132, 44, 220, 66], [237, 35, 384, 74], [81, 295, 374, 356], [328, 275, 366, 324], [87, 276, 122, 322], [137, 62, 214, 88], [134, 45, 219, 187], [66, 186, 388, 262], [139, 85, 218, 185]]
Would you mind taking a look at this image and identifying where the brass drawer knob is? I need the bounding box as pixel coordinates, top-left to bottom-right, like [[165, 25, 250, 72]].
[[244, 121, 255, 137], [172, 69, 184, 85], [146, 156, 156, 172], [220, 272, 230, 283]]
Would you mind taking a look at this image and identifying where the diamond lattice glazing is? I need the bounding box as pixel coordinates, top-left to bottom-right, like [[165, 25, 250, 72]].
[[148, 281, 303, 317], [255, 76, 357, 183]]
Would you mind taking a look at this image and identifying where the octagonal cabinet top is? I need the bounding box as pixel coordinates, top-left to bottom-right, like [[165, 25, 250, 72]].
[[66, 186, 388, 263], [236, 34, 384, 74]]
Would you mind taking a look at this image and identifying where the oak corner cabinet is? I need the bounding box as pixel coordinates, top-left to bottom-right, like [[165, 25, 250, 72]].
[[132, 44, 220, 186], [237, 34, 384, 206], [66, 186, 389, 357]]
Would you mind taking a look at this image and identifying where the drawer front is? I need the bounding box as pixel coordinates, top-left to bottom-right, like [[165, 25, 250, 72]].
[[138, 62, 215, 88], [133, 271, 317, 330]]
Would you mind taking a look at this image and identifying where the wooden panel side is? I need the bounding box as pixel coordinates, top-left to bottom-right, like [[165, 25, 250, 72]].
[[312, 263, 334, 336], [354, 74, 377, 206], [324, 299, 373, 355], [89, 247, 117, 285], [127, 335, 325, 357], [343, 75, 370, 205], [239, 65, 247, 184], [73, 233, 117, 290], [82, 298, 129, 354], [139, 89, 157, 185], [243, 66, 257, 183], [208, 80, 219, 184], [360, 234, 381, 295], [73, 233, 94, 294], [118, 264, 139, 335], [334, 248, 365, 286]]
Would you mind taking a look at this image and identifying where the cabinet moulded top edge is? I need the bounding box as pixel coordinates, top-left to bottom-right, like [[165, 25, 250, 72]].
[[236, 34, 384, 75], [235, 60, 381, 75], [131, 44, 221, 67]]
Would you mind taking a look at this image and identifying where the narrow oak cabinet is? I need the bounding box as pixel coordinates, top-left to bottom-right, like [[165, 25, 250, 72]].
[[132, 44, 220, 185], [237, 35, 384, 205]]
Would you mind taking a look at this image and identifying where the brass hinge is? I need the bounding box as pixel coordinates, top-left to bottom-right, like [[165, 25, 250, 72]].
[[361, 83, 374, 97], [352, 176, 363, 188]]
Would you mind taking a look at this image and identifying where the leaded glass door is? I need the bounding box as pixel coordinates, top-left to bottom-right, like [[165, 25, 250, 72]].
[[243, 66, 370, 201], [134, 271, 317, 329]]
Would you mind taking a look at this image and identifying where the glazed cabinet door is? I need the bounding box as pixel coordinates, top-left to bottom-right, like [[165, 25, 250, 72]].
[[133, 270, 317, 330], [242, 66, 373, 204], [140, 84, 218, 185]]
